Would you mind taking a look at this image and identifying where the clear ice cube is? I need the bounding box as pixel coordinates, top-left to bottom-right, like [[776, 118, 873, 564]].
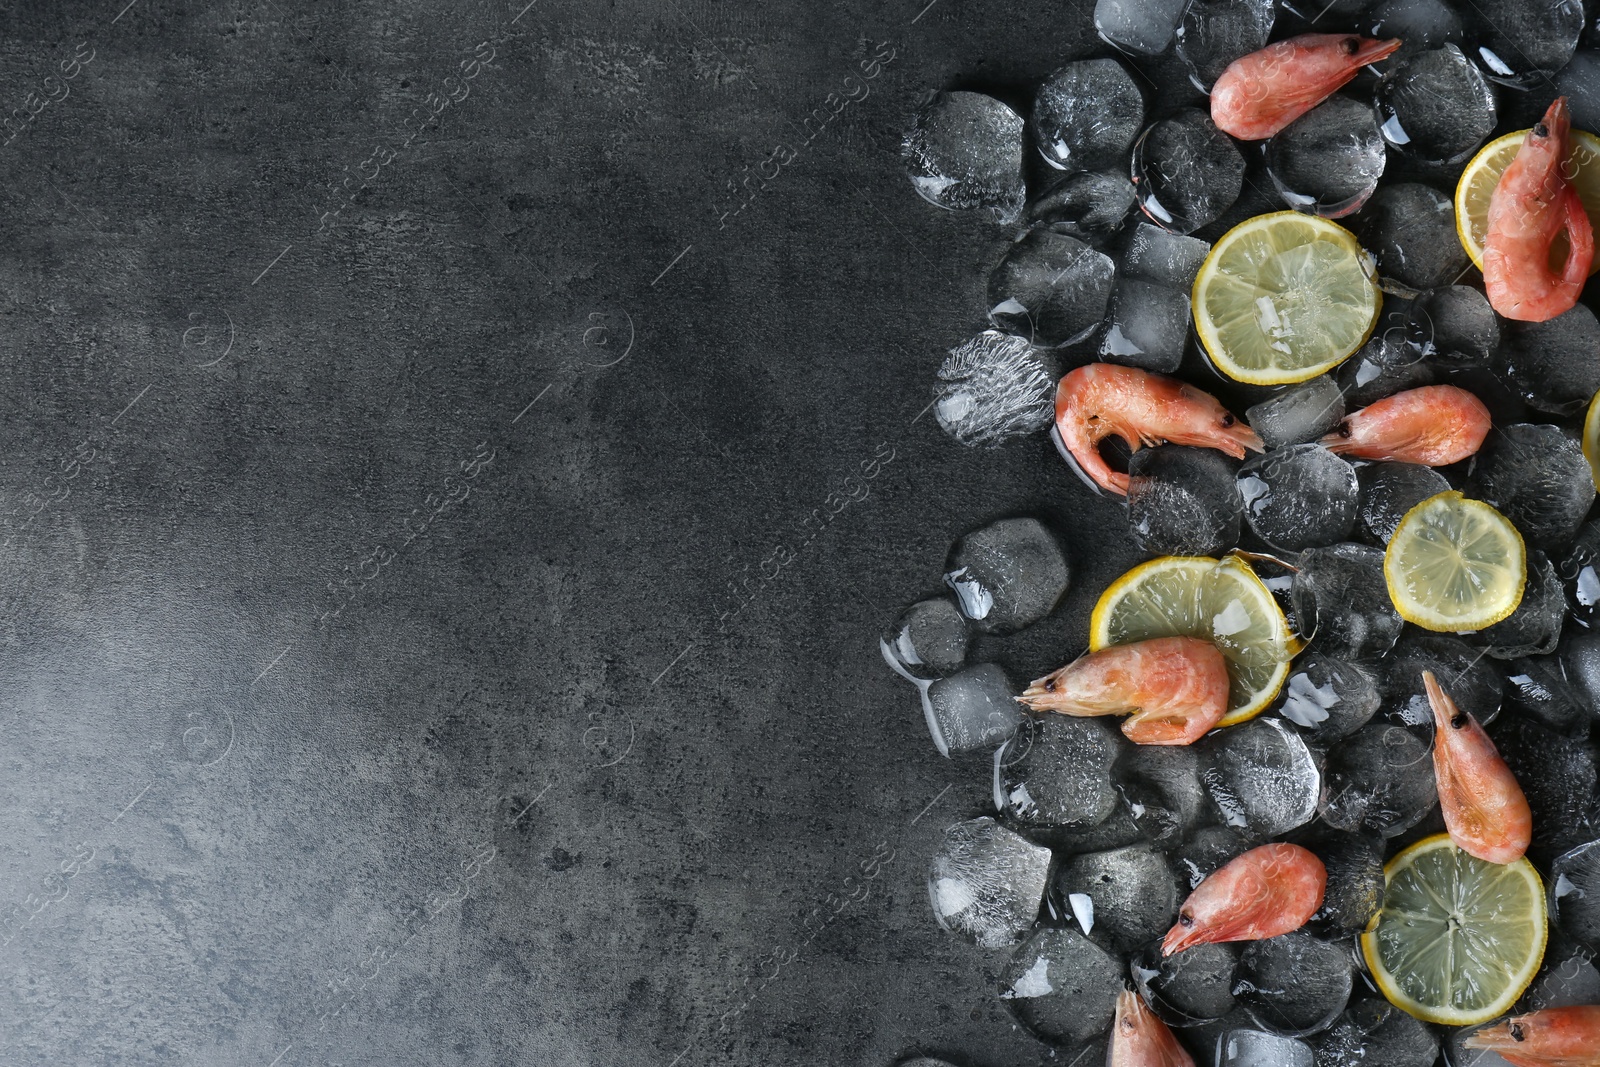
[[1381, 631, 1503, 729], [1337, 332, 1435, 408], [1504, 655, 1595, 737], [944, 517, 1072, 633], [1562, 630, 1600, 714], [1489, 713, 1600, 865], [1114, 742, 1209, 848], [1245, 375, 1345, 451], [1174, 824, 1252, 890], [1350, 183, 1469, 292], [1176, 0, 1275, 92], [1274, 655, 1379, 742], [882, 596, 971, 681], [1235, 931, 1353, 1037], [1127, 445, 1243, 557], [1470, 422, 1593, 552], [1265, 95, 1386, 218], [995, 714, 1125, 828], [1216, 1029, 1315, 1067], [1318, 724, 1440, 838], [1027, 170, 1138, 245], [903, 91, 1027, 223], [1356, 461, 1450, 544], [1406, 285, 1499, 368], [988, 227, 1116, 347], [1561, 519, 1600, 628], [1365, 0, 1465, 60], [1374, 45, 1497, 164], [1557, 48, 1600, 133], [1523, 934, 1600, 1008], [1203, 717, 1322, 838], [1236, 444, 1360, 552], [1133, 939, 1241, 1025], [1551, 839, 1600, 952], [1096, 0, 1188, 55], [1499, 303, 1600, 415], [1469, 553, 1566, 658], [1469, 0, 1582, 86], [1123, 221, 1212, 291], [1311, 999, 1439, 1067], [1291, 543, 1403, 660], [1098, 277, 1191, 373], [922, 663, 1021, 757], [998, 925, 1124, 1045], [1132, 108, 1247, 235], [1031, 59, 1146, 172], [1053, 842, 1181, 952], [1307, 831, 1385, 936], [934, 330, 1061, 448], [927, 816, 1052, 949]]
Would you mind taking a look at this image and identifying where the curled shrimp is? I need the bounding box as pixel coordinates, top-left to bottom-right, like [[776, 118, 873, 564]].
[[1464, 1005, 1600, 1067], [1054, 364, 1262, 496], [1424, 670, 1532, 865], [1484, 97, 1595, 323], [1211, 34, 1402, 141], [1318, 385, 1491, 465], [1017, 636, 1230, 746], [1162, 843, 1326, 956], [1110, 989, 1195, 1067]]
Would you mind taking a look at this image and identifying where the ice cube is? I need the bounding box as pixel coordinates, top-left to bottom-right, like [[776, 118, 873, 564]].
[[1217, 1029, 1315, 1067], [1306, 831, 1385, 937], [1499, 303, 1600, 415], [1203, 717, 1322, 838], [1132, 108, 1247, 235], [1469, 0, 1582, 86], [882, 596, 971, 681], [1127, 445, 1243, 556], [1381, 631, 1504, 729], [1350, 183, 1469, 292], [1489, 714, 1600, 865], [903, 91, 1026, 223], [988, 227, 1116, 347], [1031, 58, 1146, 172], [1523, 934, 1600, 1008], [1236, 444, 1360, 552], [1291, 543, 1402, 661], [1174, 824, 1252, 890], [1562, 630, 1600, 713], [1274, 655, 1379, 742], [1114, 742, 1209, 847], [1123, 221, 1212, 290], [1318, 724, 1440, 838], [1374, 45, 1498, 164], [1245, 376, 1345, 451], [921, 663, 1021, 757], [1355, 462, 1450, 544], [1133, 940, 1241, 1026], [1551, 839, 1600, 953], [1557, 48, 1600, 133], [998, 925, 1123, 1045], [1337, 332, 1435, 408], [934, 330, 1060, 448], [1470, 422, 1593, 551], [995, 714, 1125, 828], [1027, 170, 1138, 245], [1098, 277, 1191, 373], [1311, 999, 1439, 1067], [1052, 842, 1181, 952], [1503, 655, 1594, 737], [944, 517, 1071, 633], [1176, 0, 1275, 92], [1235, 931, 1353, 1037], [1096, 0, 1188, 55], [1469, 553, 1565, 658], [1365, 0, 1465, 60], [927, 816, 1052, 949], [1265, 95, 1386, 218], [1406, 285, 1499, 368], [1560, 519, 1600, 627]]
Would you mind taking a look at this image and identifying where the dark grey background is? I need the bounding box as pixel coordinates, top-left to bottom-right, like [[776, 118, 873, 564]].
[[0, 1, 1143, 1064]]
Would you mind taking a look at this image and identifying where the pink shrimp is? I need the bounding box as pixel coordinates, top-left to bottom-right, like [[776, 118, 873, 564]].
[[1054, 364, 1262, 496], [1211, 34, 1402, 140], [1017, 636, 1230, 746], [1464, 1005, 1600, 1067], [1318, 385, 1491, 465], [1484, 97, 1595, 323], [1425, 671, 1533, 865], [1110, 989, 1196, 1067], [1162, 843, 1326, 956]]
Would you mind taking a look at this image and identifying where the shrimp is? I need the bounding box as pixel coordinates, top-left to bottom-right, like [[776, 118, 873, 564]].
[[1318, 385, 1491, 465], [1424, 670, 1533, 865], [1162, 843, 1326, 956], [1054, 363, 1262, 496], [1484, 97, 1595, 323], [1464, 1005, 1600, 1067], [1018, 636, 1230, 746], [1110, 989, 1196, 1067], [1211, 35, 1402, 140]]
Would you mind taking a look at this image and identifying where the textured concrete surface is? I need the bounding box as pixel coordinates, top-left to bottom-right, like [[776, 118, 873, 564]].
[[0, 1, 1148, 1064]]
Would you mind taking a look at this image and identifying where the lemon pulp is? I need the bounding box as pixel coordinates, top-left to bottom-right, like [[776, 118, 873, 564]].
[[1384, 491, 1526, 632]]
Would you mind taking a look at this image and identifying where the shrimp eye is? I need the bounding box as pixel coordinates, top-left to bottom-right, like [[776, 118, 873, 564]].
[[1221, 413, 1235, 427], [1535, 123, 1549, 138], [1342, 36, 1360, 56], [1044, 679, 1058, 692], [1178, 912, 1194, 927], [1336, 420, 1352, 439], [1510, 1023, 1525, 1042], [1450, 712, 1468, 729]]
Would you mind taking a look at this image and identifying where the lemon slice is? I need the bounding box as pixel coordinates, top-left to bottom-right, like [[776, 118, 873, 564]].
[[1088, 554, 1294, 727], [1192, 211, 1381, 386], [1361, 834, 1547, 1027], [1384, 491, 1526, 632], [1585, 389, 1600, 493], [1455, 127, 1600, 275]]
